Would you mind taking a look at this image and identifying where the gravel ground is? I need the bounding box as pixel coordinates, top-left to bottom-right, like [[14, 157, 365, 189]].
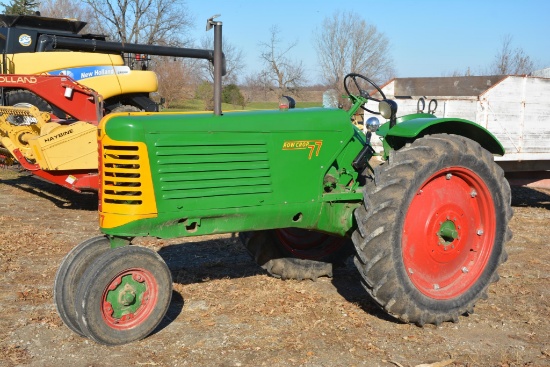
[[0, 167, 549, 367]]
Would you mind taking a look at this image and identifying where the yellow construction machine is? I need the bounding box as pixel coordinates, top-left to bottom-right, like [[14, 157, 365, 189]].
[[0, 13, 224, 191], [0, 13, 159, 113]]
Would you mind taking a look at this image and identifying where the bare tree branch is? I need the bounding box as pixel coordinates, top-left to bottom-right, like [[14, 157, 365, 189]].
[[153, 57, 199, 108], [314, 11, 394, 99], [40, 0, 100, 32], [258, 25, 306, 97], [83, 0, 192, 45], [490, 34, 535, 75], [200, 35, 245, 85]]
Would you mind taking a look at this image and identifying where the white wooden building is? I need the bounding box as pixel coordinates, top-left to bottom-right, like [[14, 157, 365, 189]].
[[366, 75, 550, 187]]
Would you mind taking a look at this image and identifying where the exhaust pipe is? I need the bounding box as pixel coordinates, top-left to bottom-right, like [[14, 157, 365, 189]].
[[207, 15, 223, 116]]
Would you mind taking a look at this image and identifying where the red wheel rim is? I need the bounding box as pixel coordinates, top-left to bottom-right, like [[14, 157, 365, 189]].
[[402, 167, 496, 300], [101, 268, 158, 330], [275, 228, 346, 260]]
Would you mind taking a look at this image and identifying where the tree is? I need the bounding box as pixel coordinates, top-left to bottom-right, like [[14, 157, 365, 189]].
[[242, 71, 273, 103], [153, 57, 199, 108], [222, 84, 245, 109], [40, 0, 88, 19], [195, 81, 213, 110], [489, 35, 535, 75], [83, 0, 192, 45], [442, 67, 473, 77], [313, 11, 394, 97], [200, 35, 245, 86], [2, 0, 38, 15], [258, 25, 306, 98]]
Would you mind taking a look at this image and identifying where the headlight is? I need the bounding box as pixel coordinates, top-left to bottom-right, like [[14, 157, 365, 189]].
[[379, 99, 398, 120]]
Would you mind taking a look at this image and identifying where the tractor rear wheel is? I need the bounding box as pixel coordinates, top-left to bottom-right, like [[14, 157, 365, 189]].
[[54, 236, 110, 336], [352, 134, 512, 325], [75, 246, 172, 345], [240, 229, 353, 280]]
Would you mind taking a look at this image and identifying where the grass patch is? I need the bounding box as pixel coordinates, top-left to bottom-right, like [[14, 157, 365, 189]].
[[163, 99, 323, 112], [247, 101, 323, 110]]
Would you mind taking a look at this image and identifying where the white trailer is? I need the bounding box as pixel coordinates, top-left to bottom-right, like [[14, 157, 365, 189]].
[[365, 75, 550, 188]]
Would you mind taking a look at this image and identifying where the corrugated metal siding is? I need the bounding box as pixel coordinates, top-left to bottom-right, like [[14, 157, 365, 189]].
[[483, 77, 550, 155]]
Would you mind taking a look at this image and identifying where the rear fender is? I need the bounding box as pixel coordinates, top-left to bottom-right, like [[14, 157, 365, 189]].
[[376, 115, 504, 156]]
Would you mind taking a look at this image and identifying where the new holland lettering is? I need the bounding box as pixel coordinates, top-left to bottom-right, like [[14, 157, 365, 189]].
[[0, 76, 37, 84]]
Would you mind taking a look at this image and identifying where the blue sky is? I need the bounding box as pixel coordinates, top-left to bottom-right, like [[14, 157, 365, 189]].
[[187, 0, 550, 83]]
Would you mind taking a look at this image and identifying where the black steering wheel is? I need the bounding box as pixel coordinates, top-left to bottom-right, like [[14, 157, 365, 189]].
[[343, 73, 386, 115]]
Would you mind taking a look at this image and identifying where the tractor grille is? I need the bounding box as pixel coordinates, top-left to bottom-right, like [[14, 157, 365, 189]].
[[155, 141, 272, 200], [102, 144, 144, 205]]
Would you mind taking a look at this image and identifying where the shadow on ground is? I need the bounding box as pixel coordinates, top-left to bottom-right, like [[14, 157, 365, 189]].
[[151, 290, 185, 337], [0, 171, 97, 210], [158, 235, 264, 285], [157, 235, 394, 325], [511, 186, 550, 210]]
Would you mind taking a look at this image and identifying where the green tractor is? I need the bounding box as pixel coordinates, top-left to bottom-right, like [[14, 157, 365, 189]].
[[54, 19, 512, 345]]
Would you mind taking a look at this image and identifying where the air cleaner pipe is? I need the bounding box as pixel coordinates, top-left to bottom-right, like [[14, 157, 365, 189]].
[[36, 35, 227, 76]]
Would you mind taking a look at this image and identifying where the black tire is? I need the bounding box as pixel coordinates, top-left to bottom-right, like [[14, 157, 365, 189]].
[[75, 246, 172, 345], [110, 105, 141, 113], [240, 229, 354, 281], [6, 90, 53, 112], [352, 134, 512, 325], [54, 236, 110, 336]]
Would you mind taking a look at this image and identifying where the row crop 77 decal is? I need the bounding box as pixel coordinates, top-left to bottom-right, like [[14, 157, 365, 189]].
[[282, 140, 323, 159]]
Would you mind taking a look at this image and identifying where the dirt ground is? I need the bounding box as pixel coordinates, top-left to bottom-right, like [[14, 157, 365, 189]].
[[0, 167, 548, 367]]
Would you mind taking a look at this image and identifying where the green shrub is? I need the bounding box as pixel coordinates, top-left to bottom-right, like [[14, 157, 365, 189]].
[[222, 84, 245, 109]]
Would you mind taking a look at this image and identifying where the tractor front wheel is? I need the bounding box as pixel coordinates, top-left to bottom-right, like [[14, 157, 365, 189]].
[[75, 246, 172, 345], [240, 229, 353, 280], [352, 134, 512, 325], [54, 236, 110, 336]]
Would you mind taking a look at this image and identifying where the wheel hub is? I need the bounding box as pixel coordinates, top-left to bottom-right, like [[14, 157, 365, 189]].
[[437, 220, 458, 247], [118, 284, 137, 306], [102, 269, 156, 329]]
